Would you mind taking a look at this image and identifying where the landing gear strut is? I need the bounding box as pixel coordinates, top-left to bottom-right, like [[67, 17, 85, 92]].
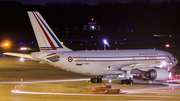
[[121, 79, 133, 85], [90, 77, 102, 83]]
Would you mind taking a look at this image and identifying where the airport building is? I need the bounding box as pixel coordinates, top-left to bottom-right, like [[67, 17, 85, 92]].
[[83, 18, 101, 31]]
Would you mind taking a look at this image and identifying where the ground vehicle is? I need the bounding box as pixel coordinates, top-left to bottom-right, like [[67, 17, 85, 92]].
[[91, 84, 121, 94]]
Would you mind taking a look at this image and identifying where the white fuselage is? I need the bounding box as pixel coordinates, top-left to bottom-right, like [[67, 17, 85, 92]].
[[31, 49, 178, 76]]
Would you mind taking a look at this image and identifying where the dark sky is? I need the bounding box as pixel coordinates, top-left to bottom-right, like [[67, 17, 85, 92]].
[[2, 0, 172, 5]]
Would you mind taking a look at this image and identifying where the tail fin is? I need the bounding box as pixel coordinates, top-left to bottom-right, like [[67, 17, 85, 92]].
[[27, 11, 71, 51]]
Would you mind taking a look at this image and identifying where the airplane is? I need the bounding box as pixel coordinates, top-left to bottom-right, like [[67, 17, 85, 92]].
[[3, 11, 178, 84]]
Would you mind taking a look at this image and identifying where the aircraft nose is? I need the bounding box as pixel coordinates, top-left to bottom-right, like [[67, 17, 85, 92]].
[[174, 57, 178, 64], [172, 57, 178, 67]]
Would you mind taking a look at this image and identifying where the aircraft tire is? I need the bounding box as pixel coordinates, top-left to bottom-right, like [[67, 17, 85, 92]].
[[91, 78, 102, 83], [121, 80, 124, 84], [98, 78, 102, 83], [121, 79, 133, 85], [94, 78, 98, 83], [91, 78, 95, 83]]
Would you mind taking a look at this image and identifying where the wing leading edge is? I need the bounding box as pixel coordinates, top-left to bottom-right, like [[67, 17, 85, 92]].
[[3, 52, 35, 60]]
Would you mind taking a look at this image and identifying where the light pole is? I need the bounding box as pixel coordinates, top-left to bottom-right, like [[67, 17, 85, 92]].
[[103, 39, 110, 50]]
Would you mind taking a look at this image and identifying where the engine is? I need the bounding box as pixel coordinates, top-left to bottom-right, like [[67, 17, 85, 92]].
[[143, 68, 169, 80]]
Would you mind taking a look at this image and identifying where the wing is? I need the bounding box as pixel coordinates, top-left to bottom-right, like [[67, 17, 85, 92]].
[[3, 52, 36, 60], [123, 62, 162, 70], [102, 62, 163, 74]]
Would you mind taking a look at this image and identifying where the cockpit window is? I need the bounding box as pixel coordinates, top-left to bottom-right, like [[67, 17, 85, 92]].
[[172, 57, 177, 63], [46, 54, 60, 62], [165, 57, 171, 63]]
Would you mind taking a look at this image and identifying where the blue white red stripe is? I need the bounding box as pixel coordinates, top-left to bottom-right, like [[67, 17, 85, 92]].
[[32, 11, 63, 50]]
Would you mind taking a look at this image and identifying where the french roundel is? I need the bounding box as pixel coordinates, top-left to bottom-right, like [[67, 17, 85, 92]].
[[68, 56, 73, 62]]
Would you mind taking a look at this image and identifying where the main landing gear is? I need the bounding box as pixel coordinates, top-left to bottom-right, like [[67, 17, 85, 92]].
[[90, 77, 102, 83], [121, 79, 133, 85], [120, 70, 133, 85]]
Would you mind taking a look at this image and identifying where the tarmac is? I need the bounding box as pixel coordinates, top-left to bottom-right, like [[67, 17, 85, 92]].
[[0, 57, 180, 101]]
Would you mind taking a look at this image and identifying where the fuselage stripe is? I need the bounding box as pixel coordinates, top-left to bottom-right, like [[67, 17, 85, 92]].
[[32, 12, 57, 50], [74, 59, 165, 62]]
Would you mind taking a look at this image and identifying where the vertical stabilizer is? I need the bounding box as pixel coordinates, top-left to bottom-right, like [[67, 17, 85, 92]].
[[28, 11, 72, 51]]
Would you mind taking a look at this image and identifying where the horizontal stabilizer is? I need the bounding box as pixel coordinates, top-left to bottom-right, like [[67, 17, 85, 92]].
[[3, 52, 35, 60]]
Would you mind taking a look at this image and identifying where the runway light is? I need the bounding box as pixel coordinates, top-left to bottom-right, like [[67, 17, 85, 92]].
[[20, 57, 25, 62], [20, 42, 23, 44], [166, 44, 170, 47], [3, 43, 9, 46], [61, 42, 63, 45], [2, 40, 11, 48], [103, 39, 110, 47], [103, 39, 107, 44], [32, 41, 34, 44], [154, 34, 172, 37], [20, 47, 30, 50], [103, 39, 110, 50], [20, 47, 28, 50]]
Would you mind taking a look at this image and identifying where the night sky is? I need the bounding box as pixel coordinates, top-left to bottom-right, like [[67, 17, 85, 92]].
[[2, 0, 173, 5]]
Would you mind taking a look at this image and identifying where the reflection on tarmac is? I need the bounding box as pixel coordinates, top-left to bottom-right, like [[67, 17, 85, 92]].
[[0, 78, 89, 84], [11, 89, 180, 98], [2, 78, 179, 97]]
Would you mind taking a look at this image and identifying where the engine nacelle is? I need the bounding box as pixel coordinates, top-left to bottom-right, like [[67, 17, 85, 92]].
[[144, 68, 169, 80]]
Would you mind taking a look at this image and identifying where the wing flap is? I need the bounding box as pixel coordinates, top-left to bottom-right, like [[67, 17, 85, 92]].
[[121, 62, 162, 71]]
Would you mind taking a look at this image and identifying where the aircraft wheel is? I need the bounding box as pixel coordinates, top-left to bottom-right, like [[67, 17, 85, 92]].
[[98, 78, 102, 83], [121, 80, 124, 84], [91, 78, 102, 83], [125, 80, 129, 84], [121, 79, 133, 85], [91, 78, 95, 83], [94, 78, 98, 83]]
